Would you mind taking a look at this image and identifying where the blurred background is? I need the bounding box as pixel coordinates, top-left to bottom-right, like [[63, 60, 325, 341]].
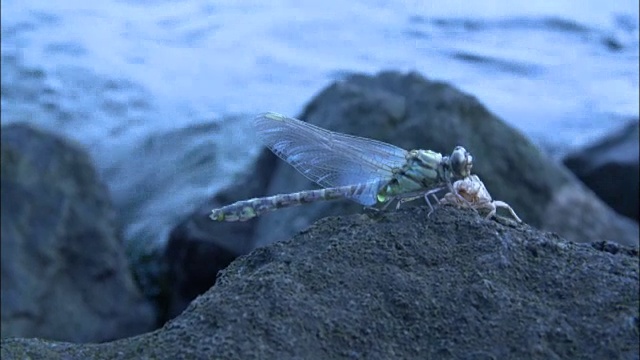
[[2, 0, 638, 255]]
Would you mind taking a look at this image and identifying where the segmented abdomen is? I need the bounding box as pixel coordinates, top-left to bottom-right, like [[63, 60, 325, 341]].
[[210, 183, 375, 222]]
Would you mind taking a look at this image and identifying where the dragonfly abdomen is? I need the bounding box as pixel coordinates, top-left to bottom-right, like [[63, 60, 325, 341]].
[[210, 183, 373, 222]]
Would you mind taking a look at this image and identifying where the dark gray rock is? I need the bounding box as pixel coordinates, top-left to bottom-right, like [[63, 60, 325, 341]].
[[1, 206, 638, 359], [563, 120, 639, 222], [160, 149, 278, 320], [251, 71, 638, 248], [1, 123, 155, 343], [162, 221, 240, 322]]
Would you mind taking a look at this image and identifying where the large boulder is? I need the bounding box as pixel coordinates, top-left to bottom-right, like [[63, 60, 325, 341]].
[[160, 149, 278, 321], [1, 124, 155, 343], [563, 119, 639, 222], [162, 220, 241, 322], [249, 71, 638, 248], [2, 206, 637, 359]]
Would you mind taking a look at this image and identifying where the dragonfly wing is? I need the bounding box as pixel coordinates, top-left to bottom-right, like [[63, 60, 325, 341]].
[[254, 112, 408, 205]]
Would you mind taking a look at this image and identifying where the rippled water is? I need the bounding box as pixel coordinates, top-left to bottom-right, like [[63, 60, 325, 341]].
[[2, 0, 638, 247]]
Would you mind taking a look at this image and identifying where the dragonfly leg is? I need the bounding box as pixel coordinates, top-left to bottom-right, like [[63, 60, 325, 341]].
[[493, 201, 523, 223], [429, 193, 440, 205], [363, 205, 385, 220], [422, 186, 445, 217], [379, 186, 448, 217], [379, 194, 418, 212], [363, 205, 379, 213], [395, 186, 447, 211], [395, 195, 423, 210], [380, 199, 396, 211]]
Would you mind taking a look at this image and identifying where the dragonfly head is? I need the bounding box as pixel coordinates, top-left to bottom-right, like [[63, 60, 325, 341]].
[[449, 146, 473, 179]]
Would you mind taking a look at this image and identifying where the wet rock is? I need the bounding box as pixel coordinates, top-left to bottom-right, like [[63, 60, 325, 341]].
[[563, 120, 639, 222], [250, 71, 638, 248], [2, 206, 637, 359], [1, 124, 155, 343]]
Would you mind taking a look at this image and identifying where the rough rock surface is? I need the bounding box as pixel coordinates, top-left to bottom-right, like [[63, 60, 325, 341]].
[[1, 124, 155, 343], [563, 120, 639, 222], [249, 71, 638, 248], [2, 206, 638, 359]]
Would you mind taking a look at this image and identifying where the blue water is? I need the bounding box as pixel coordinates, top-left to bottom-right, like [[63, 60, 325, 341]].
[[2, 0, 638, 247]]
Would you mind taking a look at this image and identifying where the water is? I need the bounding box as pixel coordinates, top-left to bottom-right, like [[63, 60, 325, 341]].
[[2, 0, 638, 248]]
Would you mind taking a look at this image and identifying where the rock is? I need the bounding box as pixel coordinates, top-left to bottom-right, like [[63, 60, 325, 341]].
[[563, 120, 639, 222], [1, 124, 155, 343], [249, 71, 638, 248], [162, 221, 240, 322], [2, 206, 638, 359], [542, 183, 639, 248], [159, 149, 278, 320]]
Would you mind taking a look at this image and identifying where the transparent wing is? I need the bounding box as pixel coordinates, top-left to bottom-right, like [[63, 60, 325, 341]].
[[254, 112, 408, 205]]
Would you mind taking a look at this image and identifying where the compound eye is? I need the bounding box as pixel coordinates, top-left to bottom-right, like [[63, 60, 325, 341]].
[[450, 147, 473, 178]]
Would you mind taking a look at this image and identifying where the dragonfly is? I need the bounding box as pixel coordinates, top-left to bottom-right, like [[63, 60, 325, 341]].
[[210, 112, 474, 222]]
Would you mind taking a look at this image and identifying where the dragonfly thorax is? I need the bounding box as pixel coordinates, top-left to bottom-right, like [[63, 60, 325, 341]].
[[376, 149, 448, 203], [375, 146, 473, 204]]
